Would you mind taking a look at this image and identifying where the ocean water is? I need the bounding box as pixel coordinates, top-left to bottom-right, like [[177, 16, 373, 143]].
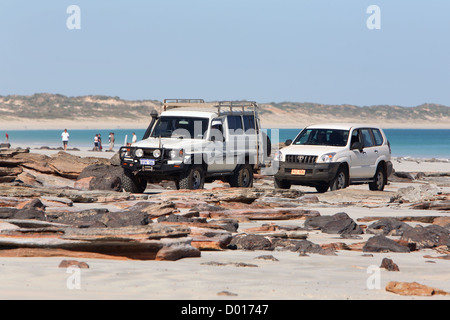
[[0, 128, 449, 159]]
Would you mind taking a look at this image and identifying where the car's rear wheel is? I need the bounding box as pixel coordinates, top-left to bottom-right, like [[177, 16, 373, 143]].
[[229, 164, 254, 188], [177, 165, 205, 190], [369, 165, 385, 191]]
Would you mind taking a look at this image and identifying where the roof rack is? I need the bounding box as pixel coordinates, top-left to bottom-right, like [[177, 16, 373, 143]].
[[163, 99, 259, 115], [216, 101, 258, 115]]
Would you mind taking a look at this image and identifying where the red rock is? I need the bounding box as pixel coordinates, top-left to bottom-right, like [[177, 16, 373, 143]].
[[386, 281, 449, 296], [155, 244, 201, 261], [58, 260, 90, 269]]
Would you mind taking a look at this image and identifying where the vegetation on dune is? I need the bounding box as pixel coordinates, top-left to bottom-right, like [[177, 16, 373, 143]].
[[0, 93, 448, 123]]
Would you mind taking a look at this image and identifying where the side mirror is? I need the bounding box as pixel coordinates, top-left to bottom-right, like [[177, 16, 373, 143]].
[[351, 141, 363, 152], [285, 139, 292, 146]]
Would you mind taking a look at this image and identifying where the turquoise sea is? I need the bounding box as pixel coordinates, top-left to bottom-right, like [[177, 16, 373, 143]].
[[0, 128, 449, 159]]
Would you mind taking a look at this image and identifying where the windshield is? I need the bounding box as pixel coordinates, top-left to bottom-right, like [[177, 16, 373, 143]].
[[293, 129, 349, 147], [150, 116, 209, 140]]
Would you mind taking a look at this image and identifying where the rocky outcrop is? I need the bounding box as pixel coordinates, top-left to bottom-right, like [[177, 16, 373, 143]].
[[363, 235, 411, 253], [304, 212, 363, 235]]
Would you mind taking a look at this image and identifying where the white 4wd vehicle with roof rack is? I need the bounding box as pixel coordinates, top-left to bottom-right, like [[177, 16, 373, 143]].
[[273, 123, 393, 192], [119, 99, 270, 192]]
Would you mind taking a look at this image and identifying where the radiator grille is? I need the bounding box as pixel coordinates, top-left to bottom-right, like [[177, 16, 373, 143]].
[[285, 155, 317, 164]]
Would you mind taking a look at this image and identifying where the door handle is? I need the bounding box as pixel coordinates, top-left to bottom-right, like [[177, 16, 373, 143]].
[[374, 149, 379, 153]]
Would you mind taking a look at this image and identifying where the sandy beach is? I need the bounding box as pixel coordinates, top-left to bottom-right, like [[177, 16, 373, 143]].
[[1, 117, 450, 131], [0, 147, 448, 301]]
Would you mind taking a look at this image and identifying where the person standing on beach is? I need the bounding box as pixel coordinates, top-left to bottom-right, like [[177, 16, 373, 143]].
[[109, 132, 115, 151], [98, 134, 103, 151], [5, 133, 8, 143], [94, 134, 99, 151], [61, 129, 69, 151], [132, 132, 137, 144]]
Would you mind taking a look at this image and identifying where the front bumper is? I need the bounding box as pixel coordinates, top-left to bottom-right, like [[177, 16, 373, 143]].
[[274, 161, 341, 186], [119, 146, 186, 177]]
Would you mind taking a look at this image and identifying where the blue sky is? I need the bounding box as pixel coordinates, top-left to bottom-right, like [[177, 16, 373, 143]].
[[0, 0, 449, 106]]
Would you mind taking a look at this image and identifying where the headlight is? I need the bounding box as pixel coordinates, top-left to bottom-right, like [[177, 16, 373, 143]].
[[135, 148, 144, 158], [274, 150, 283, 161], [169, 149, 184, 159], [319, 152, 336, 163], [153, 149, 161, 158]]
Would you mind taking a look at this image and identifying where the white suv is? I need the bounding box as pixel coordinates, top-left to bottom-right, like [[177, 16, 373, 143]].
[[273, 123, 393, 192], [119, 99, 270, 192]]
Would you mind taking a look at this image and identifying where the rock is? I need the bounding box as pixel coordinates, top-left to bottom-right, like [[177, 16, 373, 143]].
[[126, 201, 176, 219], [11, 152, 55, 174], [380, 258, 400, 271], [76, 164, 123, 191], [0, 166, 23, 177], [48, 151, 111, 179], [305, 212, 363, 235], [58, 260, 90, 269], [229, 234, 273, 250], [155, 243, 201, 261], [400, 225, 450, 249], [410, 200, 450, 211], [255, 255, 279, 261], [0, 176, 16, 183], [217, 291, 238, 296], [48, 208, 151, 228], [208, 218, 239, 233], [0, 207, 46, 220], [385, 281, 449, 296], [392, 184, 441, 203], [272, 238, 326, 255], [366, 218, 412, 236], [16, 198, 46, 211], [363, 235, 410, 253], [433, 217, 450, 229], [208, 208, 320, 221]]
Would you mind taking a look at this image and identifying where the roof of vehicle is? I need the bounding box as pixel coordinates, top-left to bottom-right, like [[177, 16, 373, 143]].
[[161, 107, 258, 118], [305, 123, 383, 130], [161, 109, 219, 118], [161, 99, 259, 117]]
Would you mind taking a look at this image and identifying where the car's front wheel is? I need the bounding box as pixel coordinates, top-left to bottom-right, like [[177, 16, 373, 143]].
[[274, 177, 291, 189], [121, 169, 147, 193], [330, 166, 347, 191]]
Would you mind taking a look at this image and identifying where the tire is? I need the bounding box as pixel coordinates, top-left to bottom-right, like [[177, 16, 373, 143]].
[[229, 164, 254, 188], [177, 165, 205, 190], [315, 184, 329, 193], [330, 166, 347, 191], [274, 177, 291, 189], [369, 165, 385, 191], [121, 169, 147, 193]]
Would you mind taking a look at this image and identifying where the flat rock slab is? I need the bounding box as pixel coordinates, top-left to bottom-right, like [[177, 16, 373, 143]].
[[386, 281, 449, 296], [206, 208, 320, 221]]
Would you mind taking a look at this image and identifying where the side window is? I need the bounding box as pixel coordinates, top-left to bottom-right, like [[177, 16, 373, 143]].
[[243, 115, 255, 131], [350, 129, 360, 146], [227, 116, 243, 134], [361, 129, 374, 148], [371, 129, 384, 146]]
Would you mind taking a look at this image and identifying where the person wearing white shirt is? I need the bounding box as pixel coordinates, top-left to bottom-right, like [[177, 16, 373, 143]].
[[61, 129, 70, 151]]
